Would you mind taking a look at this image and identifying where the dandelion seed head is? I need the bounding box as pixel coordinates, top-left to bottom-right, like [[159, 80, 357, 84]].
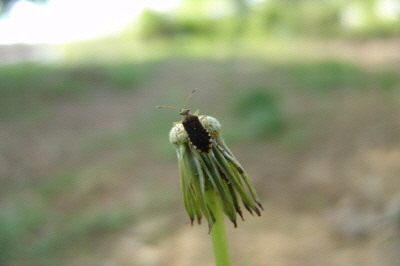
[[200, 116, 221, 134], [169, 123, 188, 145], [166, 113, 262, 229]]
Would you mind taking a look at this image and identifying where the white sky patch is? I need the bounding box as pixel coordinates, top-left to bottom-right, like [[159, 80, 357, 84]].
[[0, 0, 181, 44], [376, 0, 400, 21]]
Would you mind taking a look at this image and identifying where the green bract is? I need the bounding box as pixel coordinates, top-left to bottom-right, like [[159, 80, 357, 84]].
[[170, 115, 262, 231]]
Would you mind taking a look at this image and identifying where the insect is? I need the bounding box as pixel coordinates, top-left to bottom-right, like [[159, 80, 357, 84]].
[[157, 89, 213, 153]]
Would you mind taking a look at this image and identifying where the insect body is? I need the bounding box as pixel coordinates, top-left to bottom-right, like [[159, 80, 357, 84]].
[[157, 89, 213, 153]]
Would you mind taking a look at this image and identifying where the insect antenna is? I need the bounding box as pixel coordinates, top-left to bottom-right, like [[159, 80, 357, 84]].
[[156, 105, 181, 110], [183, 89, 197, 109]]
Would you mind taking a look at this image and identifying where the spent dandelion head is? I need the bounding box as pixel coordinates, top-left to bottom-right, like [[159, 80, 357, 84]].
[[158, 90, 263, 232]]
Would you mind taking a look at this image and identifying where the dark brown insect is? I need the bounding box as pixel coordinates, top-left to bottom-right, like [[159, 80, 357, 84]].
[[156, 89, 213, 153]]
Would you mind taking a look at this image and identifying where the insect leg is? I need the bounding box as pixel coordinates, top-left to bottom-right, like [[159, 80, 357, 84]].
[[193, 109, 200, 116], [176, 128, 185, 136], [209, 131, 218, 137], [188, 141, 195, 152], [199, 115, 208, 122]]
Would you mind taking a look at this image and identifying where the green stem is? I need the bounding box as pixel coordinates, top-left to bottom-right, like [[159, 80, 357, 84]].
[[206, 188, 231, 266]]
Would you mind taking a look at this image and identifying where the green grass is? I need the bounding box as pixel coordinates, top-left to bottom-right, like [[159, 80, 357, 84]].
[[376, 69, 400, 91], [0, 62, 157, 119], [0, 198, 49, 263], [288, 60, 367, 92], [233, 89, 285, 139], [0, 170, 134, 265]]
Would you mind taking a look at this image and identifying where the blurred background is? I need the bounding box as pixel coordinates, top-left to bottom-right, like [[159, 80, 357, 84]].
[[1, 0, 400, 265]]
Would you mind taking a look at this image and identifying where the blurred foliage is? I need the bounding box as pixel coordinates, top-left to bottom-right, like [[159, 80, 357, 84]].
[[135, 8, 178, 40], [131, 0, 400, 41], [246, 0, 342, 37], [59, 0, 400, 63]]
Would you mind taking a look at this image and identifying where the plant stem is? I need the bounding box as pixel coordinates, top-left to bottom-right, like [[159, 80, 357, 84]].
[[206, 188, 231, 266]]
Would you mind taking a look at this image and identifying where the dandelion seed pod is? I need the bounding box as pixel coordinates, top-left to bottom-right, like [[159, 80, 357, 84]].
[[160, 90, 263, 231], [169, 123, 188, 145], [200, 115, 221, 134]]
